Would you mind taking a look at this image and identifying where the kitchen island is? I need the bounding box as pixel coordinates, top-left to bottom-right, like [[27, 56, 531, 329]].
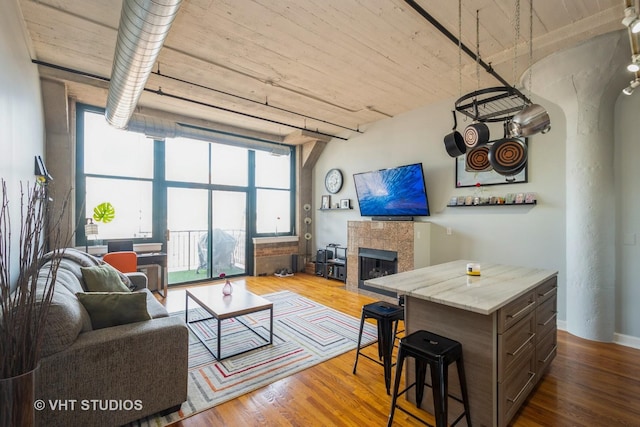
[[366, 260, 558, 427]]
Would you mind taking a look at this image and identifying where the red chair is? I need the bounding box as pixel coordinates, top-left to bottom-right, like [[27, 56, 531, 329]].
[[103, 251, 138, 273]]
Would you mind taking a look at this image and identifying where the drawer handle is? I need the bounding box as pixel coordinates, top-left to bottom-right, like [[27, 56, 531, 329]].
[[538, 312, 557, 327], [538, 345, 558, 364], [538, 287, 557, 298], [507, 300, 535, 320], [507, 333, 535, 357], [507, 371, 536, 403]]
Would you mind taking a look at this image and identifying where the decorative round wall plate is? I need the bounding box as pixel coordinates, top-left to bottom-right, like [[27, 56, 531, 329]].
[[303, 203, 311, 211], [324, 168, 343, 194], [304, 217, 312, 224]]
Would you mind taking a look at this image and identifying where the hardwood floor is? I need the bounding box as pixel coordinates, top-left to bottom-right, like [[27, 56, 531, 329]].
[[161, 273, 640, 427]]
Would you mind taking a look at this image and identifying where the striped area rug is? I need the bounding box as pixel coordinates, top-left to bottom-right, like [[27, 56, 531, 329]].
[[134, 290, 378, 426]]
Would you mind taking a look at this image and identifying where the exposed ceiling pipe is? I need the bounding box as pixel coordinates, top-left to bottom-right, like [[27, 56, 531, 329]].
[[31, 60, 350, 140], [126, 114, 291, 155], [105, 0, 183, 129]]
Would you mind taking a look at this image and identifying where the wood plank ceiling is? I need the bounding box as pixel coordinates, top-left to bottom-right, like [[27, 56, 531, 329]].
[[18, 0, 623, 142]]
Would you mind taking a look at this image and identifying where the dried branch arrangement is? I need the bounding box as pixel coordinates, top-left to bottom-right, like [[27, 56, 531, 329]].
[[0, 180, 69, 379]]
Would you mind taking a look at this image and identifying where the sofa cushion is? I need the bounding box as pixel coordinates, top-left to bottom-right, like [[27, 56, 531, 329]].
[[37, 274, 89, 358], [40, 248, 134, 291], [81, 264, 131, 293], [76, 292, 151, 330], [141, 288, 170, 319]]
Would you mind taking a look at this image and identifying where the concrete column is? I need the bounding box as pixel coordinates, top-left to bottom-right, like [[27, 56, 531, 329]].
[[528, 31, 629, 341], [41, 78, 76, 244], [286, 130, 329, 270]]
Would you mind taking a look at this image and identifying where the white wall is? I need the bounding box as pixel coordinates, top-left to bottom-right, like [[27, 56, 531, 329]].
[[313, 96, 567, 324], [0, 0, 46, 289], [615, 90, 640, 339]]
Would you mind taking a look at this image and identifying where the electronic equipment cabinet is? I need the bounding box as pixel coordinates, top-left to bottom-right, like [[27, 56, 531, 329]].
[[316, 244, 347, 282]]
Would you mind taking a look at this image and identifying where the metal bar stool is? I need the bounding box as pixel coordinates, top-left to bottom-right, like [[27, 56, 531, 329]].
[[387, 330, 472, 427], [353, 301, 404, 394]]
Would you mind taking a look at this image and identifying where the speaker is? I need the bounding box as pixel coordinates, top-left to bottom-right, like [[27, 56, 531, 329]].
[[315, 262, 325, 276], [317, 249, 334, 261]]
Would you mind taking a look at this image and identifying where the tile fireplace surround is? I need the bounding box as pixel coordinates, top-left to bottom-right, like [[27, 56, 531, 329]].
[[346, 221, 416, 293], [346, 220, 458, 294]]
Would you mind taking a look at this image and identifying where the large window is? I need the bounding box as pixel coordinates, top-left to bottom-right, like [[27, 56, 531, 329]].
[[165, 137, 209, 183], [76, 105, 294, 249], [79, 109, 154, 240], [255, 151, 292, 234]]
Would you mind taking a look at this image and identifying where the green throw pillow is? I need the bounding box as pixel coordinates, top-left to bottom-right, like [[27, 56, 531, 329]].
[[81, 264, 131, 293], [76, 292, 151, 330]]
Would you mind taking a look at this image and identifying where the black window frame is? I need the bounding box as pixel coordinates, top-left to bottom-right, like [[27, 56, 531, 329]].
[[75, 103, 296, 248]]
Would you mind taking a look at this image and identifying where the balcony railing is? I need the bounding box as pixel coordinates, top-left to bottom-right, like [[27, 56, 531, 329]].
[[167, 228, 246, 276]]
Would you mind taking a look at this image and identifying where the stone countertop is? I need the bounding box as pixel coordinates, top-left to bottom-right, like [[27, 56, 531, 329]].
[[364, 260, 558, 315]]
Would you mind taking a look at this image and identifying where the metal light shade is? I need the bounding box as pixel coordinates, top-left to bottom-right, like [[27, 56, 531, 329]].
[[622, 7, 640, 33], [623, 79, 640, 95], [627, 54, 640, 72]]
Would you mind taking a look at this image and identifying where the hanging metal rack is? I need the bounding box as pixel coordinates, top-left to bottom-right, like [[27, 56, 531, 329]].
[[454, 86, 529, 123]]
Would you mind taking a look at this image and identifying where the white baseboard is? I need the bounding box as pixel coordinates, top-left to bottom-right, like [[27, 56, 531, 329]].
[[613, 332, 640, 349], [556, 319, 640, 349], [557, 319, 567, 331]]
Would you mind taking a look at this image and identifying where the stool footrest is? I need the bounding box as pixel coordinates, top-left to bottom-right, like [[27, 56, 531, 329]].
[[406, 380, 466, 406], [394, 404, 434, 427], [358, 353, 397, 369]]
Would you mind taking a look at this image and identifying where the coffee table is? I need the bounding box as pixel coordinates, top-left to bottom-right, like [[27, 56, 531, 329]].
[[185, 283, 273, 360]]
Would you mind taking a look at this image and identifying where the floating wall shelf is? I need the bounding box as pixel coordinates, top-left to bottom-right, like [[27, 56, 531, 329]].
[[447, 201, 537, 208]]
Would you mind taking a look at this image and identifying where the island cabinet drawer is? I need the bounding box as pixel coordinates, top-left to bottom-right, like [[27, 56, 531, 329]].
[[498, 290, 536, 333], [536, 276, 558, 304], [536, 327, 557, 380], [499, 351, 537, 426], [498, 311, 536, 382], [536, 295, 557, 338]]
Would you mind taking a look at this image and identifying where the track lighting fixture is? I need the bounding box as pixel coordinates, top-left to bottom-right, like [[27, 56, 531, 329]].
[[628, 54, 640, 72], [622, 78, 640, 95], [622, 7, 640, 33]]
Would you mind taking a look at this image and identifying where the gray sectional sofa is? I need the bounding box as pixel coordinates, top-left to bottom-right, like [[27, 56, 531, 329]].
[[35, 248, 188, 427]]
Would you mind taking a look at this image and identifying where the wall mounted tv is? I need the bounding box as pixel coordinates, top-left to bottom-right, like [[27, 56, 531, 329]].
[[353, 163, 430, 219]]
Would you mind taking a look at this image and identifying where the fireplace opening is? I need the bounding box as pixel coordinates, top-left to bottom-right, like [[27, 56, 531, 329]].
[[358, 248, 398, 297]]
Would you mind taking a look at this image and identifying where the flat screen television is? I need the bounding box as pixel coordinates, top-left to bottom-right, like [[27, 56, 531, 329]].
[[353, 163, 430, 218]]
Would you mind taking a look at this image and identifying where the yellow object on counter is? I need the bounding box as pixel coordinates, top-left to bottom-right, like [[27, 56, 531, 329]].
[[466, 263, 481, 276]]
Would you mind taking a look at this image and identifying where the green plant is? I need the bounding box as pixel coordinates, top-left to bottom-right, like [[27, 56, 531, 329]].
[[92, 201, 115, 224]]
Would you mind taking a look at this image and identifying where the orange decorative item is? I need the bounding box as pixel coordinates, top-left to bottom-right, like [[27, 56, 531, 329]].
[[103, 251, 138, 273]]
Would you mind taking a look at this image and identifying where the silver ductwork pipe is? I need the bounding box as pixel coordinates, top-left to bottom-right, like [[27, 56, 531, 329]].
[[105, 0, 183, 129], [126, 114, 178, 139], [177, 124, 291, 156], [126, 114, 291, 156]]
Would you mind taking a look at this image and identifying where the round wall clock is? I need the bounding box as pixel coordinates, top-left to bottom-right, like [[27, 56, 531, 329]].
[[324, 168, 343, 194]]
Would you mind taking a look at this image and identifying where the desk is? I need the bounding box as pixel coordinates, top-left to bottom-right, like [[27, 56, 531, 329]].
[[366, 260, 558, 427], [137, 252, 168, 298]]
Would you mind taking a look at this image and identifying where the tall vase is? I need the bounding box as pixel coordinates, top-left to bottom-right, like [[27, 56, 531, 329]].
[[0, 366, 37, 427], [222, 279, 233, 296]]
